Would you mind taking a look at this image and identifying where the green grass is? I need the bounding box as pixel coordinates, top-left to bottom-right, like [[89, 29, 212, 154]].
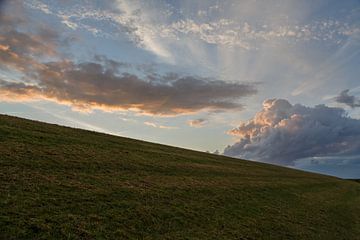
[[1, 114, 360, 240]]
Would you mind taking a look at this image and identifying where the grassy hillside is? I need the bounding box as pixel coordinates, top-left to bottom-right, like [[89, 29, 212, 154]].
[[0, 114, 359, 240]]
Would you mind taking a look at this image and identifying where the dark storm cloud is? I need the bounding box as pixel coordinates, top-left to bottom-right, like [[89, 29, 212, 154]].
[[335, 89, 360, 108], [224, 99, 360, 166]]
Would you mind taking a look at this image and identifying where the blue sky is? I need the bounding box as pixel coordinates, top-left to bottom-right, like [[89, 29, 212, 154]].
[[1, 0, 360, 178]]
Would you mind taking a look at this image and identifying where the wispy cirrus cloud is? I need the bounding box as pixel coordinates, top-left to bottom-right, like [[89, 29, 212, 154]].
[[25, 0, 360, 59]]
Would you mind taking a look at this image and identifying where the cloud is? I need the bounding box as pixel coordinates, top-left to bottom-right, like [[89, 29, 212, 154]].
[[0, 14, 256, 116], [187, 118, 208, 127], [0, 2, 257, 116], [25, 0, 360, 57], [0, 4, 71, 74], [224, 99, 360, 166], [335, 89, 360, 108], [0, 60, 257, 115], [0, 30, 56, 71], [144, 121, 177, 129]]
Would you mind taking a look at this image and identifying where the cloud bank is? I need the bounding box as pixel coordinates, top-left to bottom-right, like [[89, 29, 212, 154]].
[[0, 57, 257, 115], [224, 99, 360, 167]]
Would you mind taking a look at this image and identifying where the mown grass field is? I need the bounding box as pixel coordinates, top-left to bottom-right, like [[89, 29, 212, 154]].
[[1, 114, 360, 239]]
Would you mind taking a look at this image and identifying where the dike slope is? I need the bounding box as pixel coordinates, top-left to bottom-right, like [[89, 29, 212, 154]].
[[0, 114, 359, 239]]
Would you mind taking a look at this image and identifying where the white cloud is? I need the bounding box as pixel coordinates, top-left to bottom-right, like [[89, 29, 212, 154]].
[[144, 121, 177, 129], [114, 0, 174, 61], [61, 18, 78, 30]]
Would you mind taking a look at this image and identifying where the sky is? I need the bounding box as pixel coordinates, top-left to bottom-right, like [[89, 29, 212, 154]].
[[0, 0, 360, 178]]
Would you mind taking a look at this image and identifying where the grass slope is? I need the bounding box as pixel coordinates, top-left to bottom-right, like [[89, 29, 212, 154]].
[[1, 114, 360, 240]]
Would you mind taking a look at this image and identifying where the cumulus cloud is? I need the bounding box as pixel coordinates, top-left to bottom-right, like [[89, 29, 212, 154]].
[[224, 99, 360, 166], [335, 89, 360, 108], [187, 118, 208, 127]]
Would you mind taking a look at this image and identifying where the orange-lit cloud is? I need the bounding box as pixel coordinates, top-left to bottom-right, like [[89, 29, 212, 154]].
[[187, 118, 208, 127], [0, 61, 257, 116]]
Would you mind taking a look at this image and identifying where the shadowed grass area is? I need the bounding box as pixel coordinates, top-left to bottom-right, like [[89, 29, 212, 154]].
[[1, 114, 360, 239]]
